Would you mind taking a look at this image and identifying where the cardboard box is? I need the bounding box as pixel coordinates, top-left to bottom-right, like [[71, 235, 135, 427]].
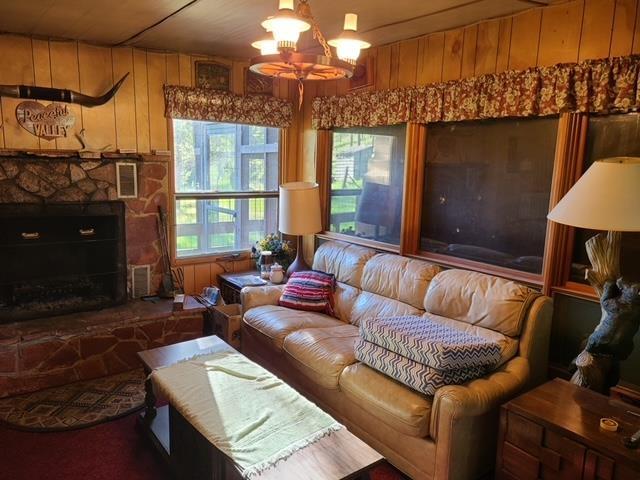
[[211, 303, 242, 349]]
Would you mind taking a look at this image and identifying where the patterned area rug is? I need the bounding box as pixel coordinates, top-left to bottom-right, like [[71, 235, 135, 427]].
[[0, 369, 145, 432]]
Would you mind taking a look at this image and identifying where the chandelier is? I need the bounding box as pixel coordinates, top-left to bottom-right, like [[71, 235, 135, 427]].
[[250, 0, 370, 102]]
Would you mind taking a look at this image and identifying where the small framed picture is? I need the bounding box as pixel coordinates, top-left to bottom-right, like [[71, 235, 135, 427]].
[[245, 68, 274, 96], [195, 61, 232, 91], [349, 55, 375, 91]]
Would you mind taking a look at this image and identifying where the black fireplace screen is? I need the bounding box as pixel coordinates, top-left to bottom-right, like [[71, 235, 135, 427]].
[[0, 202, 127, 323]]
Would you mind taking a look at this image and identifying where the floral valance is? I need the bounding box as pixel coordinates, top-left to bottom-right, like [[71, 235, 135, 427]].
[[312, 55, 640, 129], [164, 85, 293, 128]]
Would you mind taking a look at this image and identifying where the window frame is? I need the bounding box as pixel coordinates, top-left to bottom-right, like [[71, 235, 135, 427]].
[[316, 125, 410, 254], [316, 114, 604, 294], [169, 120, 284, 266], [408, 117, 565, 287]]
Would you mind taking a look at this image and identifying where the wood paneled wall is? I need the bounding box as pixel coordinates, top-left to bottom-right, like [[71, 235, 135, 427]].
[[296, 0, 640, 262], [0, 34, 249, 153]]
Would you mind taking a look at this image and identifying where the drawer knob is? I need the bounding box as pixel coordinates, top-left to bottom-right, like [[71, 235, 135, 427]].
[[79, 228, 96, 237], [21, 232, 40, 240]]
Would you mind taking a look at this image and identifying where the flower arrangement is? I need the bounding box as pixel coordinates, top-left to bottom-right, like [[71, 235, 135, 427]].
[[252, 233, 295, 271]]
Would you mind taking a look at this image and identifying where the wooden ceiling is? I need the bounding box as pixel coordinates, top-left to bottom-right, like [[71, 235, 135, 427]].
[[0, 0, 552, 59]]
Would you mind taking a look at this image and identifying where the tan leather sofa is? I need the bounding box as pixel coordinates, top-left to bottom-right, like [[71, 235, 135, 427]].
[[240, 241, 552, 480]]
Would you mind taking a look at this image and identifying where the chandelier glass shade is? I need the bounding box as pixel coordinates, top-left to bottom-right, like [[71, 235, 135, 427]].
[[250, 0, 370, 83]]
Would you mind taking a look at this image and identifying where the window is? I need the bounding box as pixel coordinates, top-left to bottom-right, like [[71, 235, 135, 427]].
[[419, 117, 558, 274], [569, 113, 640, 283], [173, 120, 279, 258], [329, 125, 406, 246]]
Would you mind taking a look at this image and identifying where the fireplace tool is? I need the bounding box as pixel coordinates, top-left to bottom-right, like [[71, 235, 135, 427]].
[[157, 206, 176, 298]]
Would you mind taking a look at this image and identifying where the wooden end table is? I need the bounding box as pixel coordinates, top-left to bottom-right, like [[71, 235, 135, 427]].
[[138, 335, 383, 479], [496, 378, 640, 480], [218, 270, 284, 305]]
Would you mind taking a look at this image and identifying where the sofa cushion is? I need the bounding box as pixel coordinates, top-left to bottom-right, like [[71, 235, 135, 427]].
[[333, 282, 360, 323], [355, 339, 487, 396], [422, 313, 519, 367], [283, 324, 359, 389], [424, 269, 540, 337], [339, 363, 432, 438], [350, 291, 421, 327], [242, 305, 343, 351], [360, 315, 502, 370], [360, 254, 440, 310], [312, 241, 376, 289]]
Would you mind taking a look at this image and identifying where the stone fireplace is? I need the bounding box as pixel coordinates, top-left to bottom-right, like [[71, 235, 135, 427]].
[[0, 152, 206, 398], [0, 153, 170, 296]]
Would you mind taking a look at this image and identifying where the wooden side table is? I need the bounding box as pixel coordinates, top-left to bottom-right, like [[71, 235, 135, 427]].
[[496, 378, 640, 480], [218, 270, 283, 305]]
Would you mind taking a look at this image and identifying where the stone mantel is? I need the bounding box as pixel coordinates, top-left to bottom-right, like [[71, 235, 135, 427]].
[[0, 148, 170, 163]]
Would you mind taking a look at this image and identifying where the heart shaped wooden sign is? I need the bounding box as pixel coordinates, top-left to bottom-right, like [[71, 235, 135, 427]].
[[15, 101, 75, 141]]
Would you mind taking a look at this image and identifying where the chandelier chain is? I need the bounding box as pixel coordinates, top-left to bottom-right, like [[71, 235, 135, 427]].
[[296, 0, 332, 58]]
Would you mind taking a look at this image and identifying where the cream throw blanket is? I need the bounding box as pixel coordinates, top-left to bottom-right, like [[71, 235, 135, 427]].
[[152, 350, 342, 478]]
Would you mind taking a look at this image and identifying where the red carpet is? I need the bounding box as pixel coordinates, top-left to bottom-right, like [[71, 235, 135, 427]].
[[0, 412, 404, 480]]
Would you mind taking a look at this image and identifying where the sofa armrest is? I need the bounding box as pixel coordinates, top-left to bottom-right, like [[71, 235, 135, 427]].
[[240, 285, 284, 314], [430, 356, 530, 479]]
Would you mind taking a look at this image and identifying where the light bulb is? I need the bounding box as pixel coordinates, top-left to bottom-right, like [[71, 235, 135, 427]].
[[252, 36, 278, 55], [261, 1, 310, 50], [336, 39, 365, 63], [328, 13, 370, 64]]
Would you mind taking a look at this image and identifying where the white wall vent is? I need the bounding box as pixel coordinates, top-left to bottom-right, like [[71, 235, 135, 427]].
[[116, 162, 138, 198], [131, 265, 151, 298]]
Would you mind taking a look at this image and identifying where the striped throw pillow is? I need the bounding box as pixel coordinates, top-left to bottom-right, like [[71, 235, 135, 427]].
[[278, 270, 336, 316]]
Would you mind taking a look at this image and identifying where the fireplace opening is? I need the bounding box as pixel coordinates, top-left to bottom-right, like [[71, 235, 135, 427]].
[[0, 201, 127, 323]]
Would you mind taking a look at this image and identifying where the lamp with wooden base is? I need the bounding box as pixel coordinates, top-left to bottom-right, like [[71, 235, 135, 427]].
[[278, 182, 322, 277], [547, 157, 640, 393]]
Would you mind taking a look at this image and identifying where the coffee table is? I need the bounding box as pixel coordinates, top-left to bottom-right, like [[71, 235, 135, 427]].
[[138, 336, 384, 479]]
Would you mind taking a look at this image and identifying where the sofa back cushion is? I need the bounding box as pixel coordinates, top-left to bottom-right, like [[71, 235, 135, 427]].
[[423, 269, 540, 337], [333, 282, 360, 323], [313, 241, 376, 289], [350, 291, 421, 326], [360, 254, 441, 310]]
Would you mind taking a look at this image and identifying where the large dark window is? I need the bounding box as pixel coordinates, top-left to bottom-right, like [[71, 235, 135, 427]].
[[329, 125, 406, 246], [570, 113, 640, 283], [173, 120, 279, 258], [420, 117, 558, 274]]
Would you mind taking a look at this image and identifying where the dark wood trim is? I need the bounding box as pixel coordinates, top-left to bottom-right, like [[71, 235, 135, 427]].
[[410, 250, 543, 286], [315, 129, 333, 231], [552, 282, 598, 302], [316, 232, 400, 254], [541, 112, 588, 296], [400, 123, 427, 256]]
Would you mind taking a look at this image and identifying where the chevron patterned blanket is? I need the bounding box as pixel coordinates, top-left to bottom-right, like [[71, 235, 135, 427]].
[[360, 316, 501, 370], [355, 339, 487, 395]]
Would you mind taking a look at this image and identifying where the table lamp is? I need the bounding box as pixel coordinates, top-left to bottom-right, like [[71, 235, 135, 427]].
[[279, 182, 322, 277], [547, 157, 640, 393]]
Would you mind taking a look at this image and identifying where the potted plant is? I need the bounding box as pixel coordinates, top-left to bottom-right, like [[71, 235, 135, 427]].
[[251, 233, 295, 272]]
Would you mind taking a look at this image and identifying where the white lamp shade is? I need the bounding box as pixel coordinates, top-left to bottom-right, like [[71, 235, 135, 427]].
[[547, 157, 640, 231], [279, 182, 322, 235]]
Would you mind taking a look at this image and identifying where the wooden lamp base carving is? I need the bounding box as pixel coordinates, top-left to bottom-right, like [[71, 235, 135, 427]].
[[570, 231, 640, 393]]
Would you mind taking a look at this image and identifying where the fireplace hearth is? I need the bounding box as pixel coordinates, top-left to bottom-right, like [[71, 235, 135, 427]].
[[0, 201, 127, 323]]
